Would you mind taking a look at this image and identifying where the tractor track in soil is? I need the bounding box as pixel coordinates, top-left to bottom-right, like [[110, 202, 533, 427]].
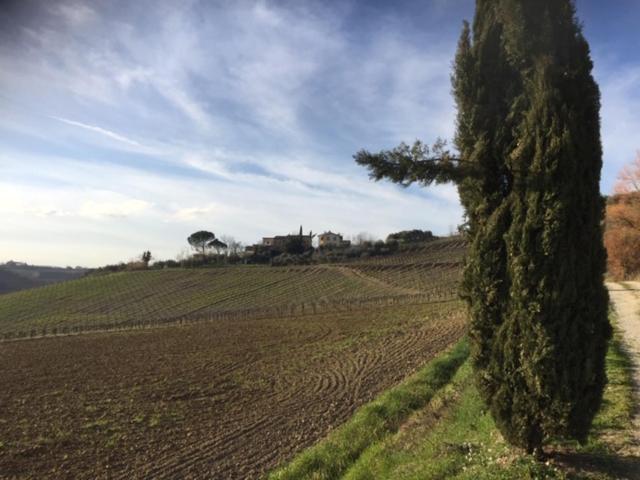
[[0, 303, 465, 480]]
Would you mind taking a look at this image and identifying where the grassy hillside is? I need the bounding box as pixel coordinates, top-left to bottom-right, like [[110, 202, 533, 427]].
[[0, 237, 466, 337]]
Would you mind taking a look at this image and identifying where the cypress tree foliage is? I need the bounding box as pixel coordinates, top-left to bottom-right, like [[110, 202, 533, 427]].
[[355, 0, 610, 455]]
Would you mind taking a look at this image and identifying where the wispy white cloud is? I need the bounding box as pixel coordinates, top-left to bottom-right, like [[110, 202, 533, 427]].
[[155, 84, 214, 132], [0, 147, 463, 266], [180, 152, 233, 179], [334, 34, 456, 144], [50, 1, 96, 26], [0, 0, 496, 265], [170, 204, 219, 222], [114, 66, 152, 90], [52, 116, 142, 147], [79, 197, 152, 219], [0, 180, 152, 221]]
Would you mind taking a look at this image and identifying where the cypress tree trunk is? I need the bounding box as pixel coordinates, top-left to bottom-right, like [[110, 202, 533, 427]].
[[355, 0, 610, 454]]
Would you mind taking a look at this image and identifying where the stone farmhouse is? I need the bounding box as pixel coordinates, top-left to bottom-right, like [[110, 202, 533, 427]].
[[318, 231, 351, 248], [260, 226, 314, 251]]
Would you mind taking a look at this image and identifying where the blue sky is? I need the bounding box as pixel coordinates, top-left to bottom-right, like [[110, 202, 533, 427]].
[[1, 0, 639, 267]]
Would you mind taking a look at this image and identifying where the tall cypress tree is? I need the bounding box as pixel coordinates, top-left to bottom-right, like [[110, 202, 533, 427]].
[[355, 0, 610, 455]]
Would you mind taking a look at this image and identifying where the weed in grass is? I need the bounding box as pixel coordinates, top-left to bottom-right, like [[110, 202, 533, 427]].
[[148, 414, 161, 428], [105, 432, 123, 449], [132, 414, 145, 424], [82, 419, 110, 431]]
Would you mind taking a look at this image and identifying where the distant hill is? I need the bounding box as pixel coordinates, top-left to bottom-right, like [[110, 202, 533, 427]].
[[0, 269, 44, 295], [0, 263, 88, 295]]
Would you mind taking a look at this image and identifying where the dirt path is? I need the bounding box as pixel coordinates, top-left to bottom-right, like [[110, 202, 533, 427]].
[[607, 281, 640, 452], [334, 265, 423, 295]]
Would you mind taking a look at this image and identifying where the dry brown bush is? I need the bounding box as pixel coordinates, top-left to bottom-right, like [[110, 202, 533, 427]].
[[614, 151, 640, 194], [604, 191, 640, 279]]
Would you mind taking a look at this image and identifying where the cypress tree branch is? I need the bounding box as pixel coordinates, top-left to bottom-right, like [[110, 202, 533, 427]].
[[353, 139, 470, 187]]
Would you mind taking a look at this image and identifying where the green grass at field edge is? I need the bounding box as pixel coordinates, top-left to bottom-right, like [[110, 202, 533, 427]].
[[270, 311, 636, 480], [267, 338, 470, 480]]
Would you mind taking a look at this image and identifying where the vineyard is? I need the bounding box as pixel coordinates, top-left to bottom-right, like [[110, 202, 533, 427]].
[[0, 237, 468, 479], [0, 237, 466, 338], [350, 237, 467, 265]]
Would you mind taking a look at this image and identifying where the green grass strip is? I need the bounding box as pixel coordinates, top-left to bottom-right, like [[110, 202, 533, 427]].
[[341, 361, 562, 480], [575, 319, 635, 451], [268, 338, 470, 480], [342, 358, 474, 480], [340, 312, 636, 480]]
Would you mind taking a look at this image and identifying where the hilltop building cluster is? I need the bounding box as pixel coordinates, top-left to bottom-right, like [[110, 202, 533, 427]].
[[246, 226, 350, 255]]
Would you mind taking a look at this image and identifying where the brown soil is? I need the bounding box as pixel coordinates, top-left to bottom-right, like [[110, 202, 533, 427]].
[[0, 302, 465, 479]]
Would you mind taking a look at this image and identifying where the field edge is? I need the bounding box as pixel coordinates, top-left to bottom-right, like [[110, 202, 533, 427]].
[[268, 311, 637, 480], [267, 338, 470, 480]]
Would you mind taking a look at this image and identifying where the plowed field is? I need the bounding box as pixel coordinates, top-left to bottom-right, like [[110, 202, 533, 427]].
[[0, 302, 465, 479]]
